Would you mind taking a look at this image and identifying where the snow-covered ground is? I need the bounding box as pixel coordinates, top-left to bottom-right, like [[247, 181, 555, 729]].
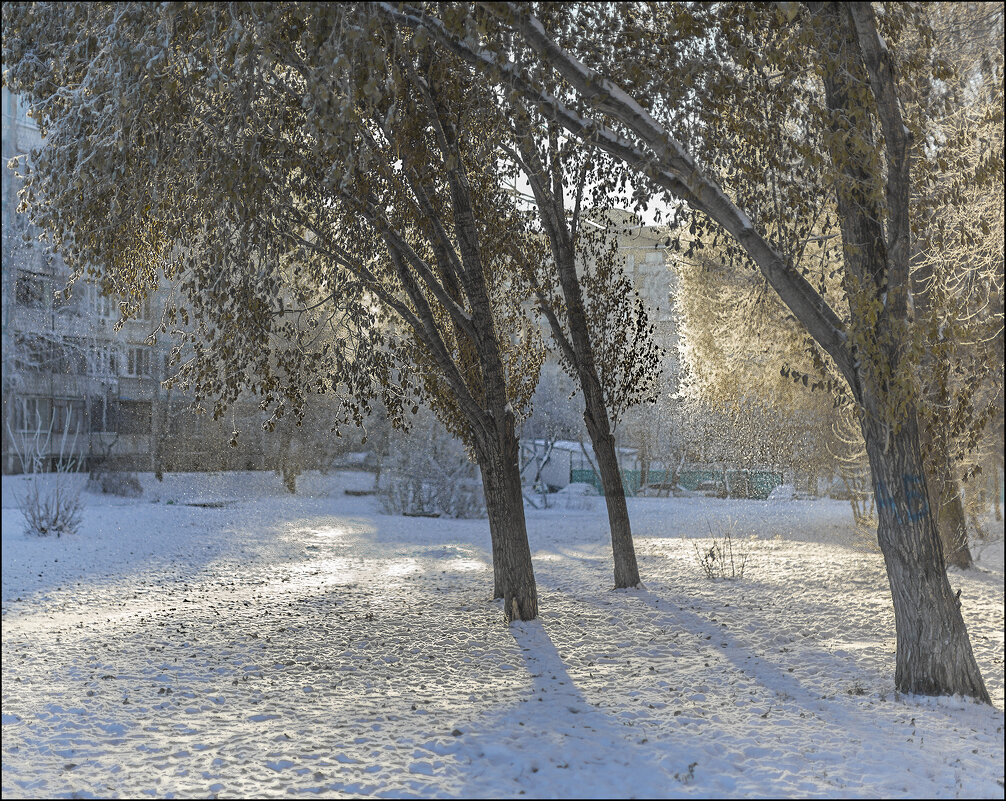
[[2, 469, 1003, 798]]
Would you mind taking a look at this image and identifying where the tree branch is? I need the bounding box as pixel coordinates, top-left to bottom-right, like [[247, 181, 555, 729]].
[[848, 1, 913, 320], [377, 1, 858, 389]]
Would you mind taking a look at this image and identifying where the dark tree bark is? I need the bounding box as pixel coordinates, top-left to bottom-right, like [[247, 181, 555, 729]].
[[584, 408, 641, 588], [276, 423, 298, 494], [476, 416, 539, 620], [510, 118, 641, 588], [860, 410, 989, 700], [994, 462, 1002, 523]]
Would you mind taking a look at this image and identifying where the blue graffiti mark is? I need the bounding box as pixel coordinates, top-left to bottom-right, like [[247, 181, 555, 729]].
[[876, 479, 904, 524], [902, 473, 929, 522], [876, 475, 929, 524]]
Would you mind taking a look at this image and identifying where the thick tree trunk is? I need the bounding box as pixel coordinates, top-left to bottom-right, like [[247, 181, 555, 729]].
[[860, 409, 989, 701], [584, 404, 641, 588], [813, 3, 988, 701], [476, 432, 538, 621], [935, 488, 972, 569]]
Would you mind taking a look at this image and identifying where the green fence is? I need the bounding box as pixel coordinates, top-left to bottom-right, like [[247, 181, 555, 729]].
[[570, 467, 783, 499], [570, 468, 642, 496], [726, 470, 784, 500]]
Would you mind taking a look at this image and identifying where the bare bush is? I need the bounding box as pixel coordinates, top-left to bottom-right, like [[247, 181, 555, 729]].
[[691, 520, 750, 579], [19, 476, 83, 537], [5, 408, 85, 537], [379, 412, 485, 519], [87, 470, 143, 498]]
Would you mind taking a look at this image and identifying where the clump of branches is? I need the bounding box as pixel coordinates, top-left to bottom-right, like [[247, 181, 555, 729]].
[[379, 411, 486, 519], [692, 520, 750, 579], [19, 476, 83, 538], [828, 403, 879, 549], [5, 409, 84, 537]]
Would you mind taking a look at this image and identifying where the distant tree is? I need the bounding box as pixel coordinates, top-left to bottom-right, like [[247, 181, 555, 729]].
[[380, 406, 485, 519], [675, 248, 839, 486], [2, 2, 545, 620], [504, 106, 661, 587], [522, 364, 583, 447]]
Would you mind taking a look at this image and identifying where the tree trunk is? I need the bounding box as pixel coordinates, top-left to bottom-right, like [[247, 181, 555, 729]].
[[994, 461, 1002, 523], [277, 425, 297, 494], [815, 3, 988, 701], [584, 405, 641, 588], [476, 430, 538, 621], [508, 118, 643, 591], [935, 488, 973, 569], [860, 409, 990, 701], [919, 422, 973, 569], [150, 376, 163, 480]]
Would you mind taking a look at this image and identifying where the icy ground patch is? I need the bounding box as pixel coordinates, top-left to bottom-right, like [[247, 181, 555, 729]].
[[2, 470, 1003, 798]]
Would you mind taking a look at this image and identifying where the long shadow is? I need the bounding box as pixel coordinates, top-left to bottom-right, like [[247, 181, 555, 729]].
[[455, 617, 680, 799], [623, 584, 1002, 731]]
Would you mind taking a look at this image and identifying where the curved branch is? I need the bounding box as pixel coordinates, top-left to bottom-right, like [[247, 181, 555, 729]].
[[377, 1, 858, 390]]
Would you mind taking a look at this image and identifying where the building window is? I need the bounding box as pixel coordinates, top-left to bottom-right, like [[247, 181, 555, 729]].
[[118, 401, 152, 435], [16, 335, 57, 373], [134, 295, 153, 321], [88, 396, 107, 433], [63, 338, 88, 376], [52, 399, 86, 435], [15, 269, 46, 308], [89, 284, 118, 319], [126, 347, 152, 377], [12, 397, 50, 433], [86, 343, 119, 377], [87, 283, 152, 321], [9, 397, 83, 436]]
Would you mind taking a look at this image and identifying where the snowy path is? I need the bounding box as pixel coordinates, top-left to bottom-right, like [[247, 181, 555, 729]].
[[2, 471, 1003, 798]]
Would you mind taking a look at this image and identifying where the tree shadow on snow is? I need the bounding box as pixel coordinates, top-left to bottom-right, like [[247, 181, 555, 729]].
[[621, 585, 997, 740], [454, 617, 682, 798]]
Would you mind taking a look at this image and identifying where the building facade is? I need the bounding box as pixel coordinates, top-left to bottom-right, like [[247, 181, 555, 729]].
[[1, 86, 267, 474]]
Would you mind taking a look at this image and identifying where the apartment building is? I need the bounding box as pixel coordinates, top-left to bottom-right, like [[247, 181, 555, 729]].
[[1, 86, 266, 474]]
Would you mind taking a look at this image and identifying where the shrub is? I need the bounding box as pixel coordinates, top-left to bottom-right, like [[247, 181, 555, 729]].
[[6, 410, 85, 537], [692, 520, 750, 579], [379, 411, 485, 519], [19, 475, 83, 537], [87, 470, 143, 497]]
